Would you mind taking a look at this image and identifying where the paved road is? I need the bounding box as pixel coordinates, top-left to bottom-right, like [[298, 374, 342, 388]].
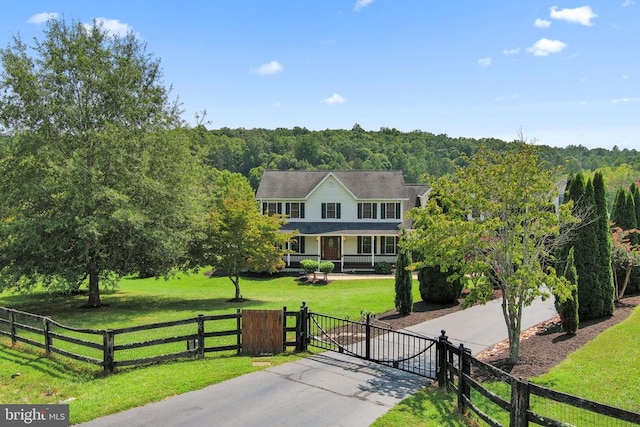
[[78, 295, 557, 427]]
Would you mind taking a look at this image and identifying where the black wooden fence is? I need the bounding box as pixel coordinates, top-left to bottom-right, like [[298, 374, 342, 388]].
[[437, 332, 640, 427], [0, 307, 251, 374]]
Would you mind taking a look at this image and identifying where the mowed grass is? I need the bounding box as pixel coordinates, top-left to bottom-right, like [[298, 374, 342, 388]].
[[0, 272, 419, 425], [373, 304, 640, 427]]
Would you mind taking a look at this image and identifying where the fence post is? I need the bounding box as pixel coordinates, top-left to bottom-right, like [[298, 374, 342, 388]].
[[365, 312, 371, 360], [510, 378, 530, 427], [236, 309, 241, 354], [437, 330, 448, 388], [282, 306, 287, 352], [197, 314, 205, 359], [43, 317, 52, 356], [457, 344, 471, 412], [9, 312, 16, 345], [103, 329, 115, 375], [298, 302, 308, 352]]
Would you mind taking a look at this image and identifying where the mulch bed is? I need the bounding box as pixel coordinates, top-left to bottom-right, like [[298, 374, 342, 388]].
[[375, 293, 640, 380]]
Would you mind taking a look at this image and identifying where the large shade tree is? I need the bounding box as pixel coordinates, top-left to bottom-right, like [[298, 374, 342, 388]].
[[0, 19, 202, 306], [406, 143, 579, 363]]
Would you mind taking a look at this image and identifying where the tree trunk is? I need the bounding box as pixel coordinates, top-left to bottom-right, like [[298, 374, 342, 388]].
[[87, 269, 101, 307], [616, 264, 633, 301], [229, 273, 242, 300]]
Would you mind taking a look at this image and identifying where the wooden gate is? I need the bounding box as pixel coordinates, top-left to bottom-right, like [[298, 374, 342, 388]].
[[242, 310, 283, 356]]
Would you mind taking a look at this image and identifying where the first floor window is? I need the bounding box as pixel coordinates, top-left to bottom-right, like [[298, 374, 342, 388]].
[[357, 236, 374, 254], [290, 236, 305, 253], [381, 236, 398, 254]]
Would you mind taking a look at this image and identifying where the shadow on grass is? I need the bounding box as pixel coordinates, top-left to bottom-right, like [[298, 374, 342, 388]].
[[0, 343, 100, 380]]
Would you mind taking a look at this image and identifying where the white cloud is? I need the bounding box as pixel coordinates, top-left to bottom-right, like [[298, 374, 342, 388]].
[[503, 47, 521, 55], [27, 12, 58, 24], [527, 38, 567, 56], [324, 93, 346, 105], [622, 0, 635, 6], [252, 61, 284, 76], [495, 93, 519, 103], [354, 0, 374, 12], [83, 18, 136, 38], [535, 18, 551, 28], [550, 6, 597, 26], [612, 97, 639, 104], [477, 57, 492, 67]]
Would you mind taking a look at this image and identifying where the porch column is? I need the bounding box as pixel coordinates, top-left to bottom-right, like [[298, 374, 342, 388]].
[[316, 236, 321, 264], [340, 235, 345, 273], [371, 236, 376, 267]]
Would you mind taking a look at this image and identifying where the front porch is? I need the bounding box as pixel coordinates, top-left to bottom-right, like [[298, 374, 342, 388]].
[[282, 253, 397, 273]]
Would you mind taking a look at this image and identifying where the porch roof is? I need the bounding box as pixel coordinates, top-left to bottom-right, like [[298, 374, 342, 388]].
[[282, 222, 400, 235]]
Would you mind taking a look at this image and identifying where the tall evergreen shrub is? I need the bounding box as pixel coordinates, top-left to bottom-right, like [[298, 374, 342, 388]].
[[555, 247, 579, 334], [394, 248, 413, 315], [593, 172, 615, 315]]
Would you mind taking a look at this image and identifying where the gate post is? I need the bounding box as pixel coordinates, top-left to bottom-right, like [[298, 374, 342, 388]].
[[437, 330, 448, 388], [457, 344, 471, 413], [365, 313, 371, 360], [297, 302, 309, 352]]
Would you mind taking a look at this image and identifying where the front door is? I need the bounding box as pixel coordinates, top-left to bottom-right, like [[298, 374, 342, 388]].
[[322, 236, 341, 260]]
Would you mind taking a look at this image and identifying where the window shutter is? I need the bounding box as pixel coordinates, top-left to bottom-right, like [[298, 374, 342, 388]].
[[285, 203, 290, 215], [374, 236, 378, 253], [381, 203, 386, 219], [357, 236, 362, 254], [300, 236, 305, 253], [396, 203, 401, 219], [301, 203, 305, 218], [262, 202, 267, 215], [357, 203, 362, 219], [277, 203, 282, 214], [321, 203, 326, 219], [373, 204, 377, 219], [336, 203, 341, 219]]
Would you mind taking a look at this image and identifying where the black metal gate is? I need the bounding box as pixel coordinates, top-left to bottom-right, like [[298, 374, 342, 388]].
[[295, 303, 439, 379]]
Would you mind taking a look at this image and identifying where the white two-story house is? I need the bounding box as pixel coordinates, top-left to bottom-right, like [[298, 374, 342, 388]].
[[256, 170, 429, 272]]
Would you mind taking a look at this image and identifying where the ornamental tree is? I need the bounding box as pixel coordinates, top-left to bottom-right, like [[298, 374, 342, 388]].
[[406, 143, 579, 363]]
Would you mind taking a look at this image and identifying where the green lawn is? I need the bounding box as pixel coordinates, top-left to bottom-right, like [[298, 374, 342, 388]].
[[373, 304, 640, 427], [0, 272, 418, 425]]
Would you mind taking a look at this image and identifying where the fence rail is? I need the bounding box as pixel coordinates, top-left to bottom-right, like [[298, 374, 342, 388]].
[[0, 307, 253, 374], [438, 333, 640, 426]]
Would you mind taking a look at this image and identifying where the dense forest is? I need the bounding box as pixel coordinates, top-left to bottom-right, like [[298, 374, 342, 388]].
[[190, 125, 640, 192]]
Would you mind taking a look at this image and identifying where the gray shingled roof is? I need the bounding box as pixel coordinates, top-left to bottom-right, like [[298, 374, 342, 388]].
[[256, 170, 419, 200]]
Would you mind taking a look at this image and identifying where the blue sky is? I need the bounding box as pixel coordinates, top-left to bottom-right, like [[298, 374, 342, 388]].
[[1, 1, 638, 150]]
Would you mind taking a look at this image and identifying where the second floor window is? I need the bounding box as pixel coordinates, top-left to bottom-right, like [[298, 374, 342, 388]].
[[321, 202, 341, 219], [286, 202, 305, 219], [263, 202, 282, 216], [357, 202, 377, 219], [381, 202, 401, 219]]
